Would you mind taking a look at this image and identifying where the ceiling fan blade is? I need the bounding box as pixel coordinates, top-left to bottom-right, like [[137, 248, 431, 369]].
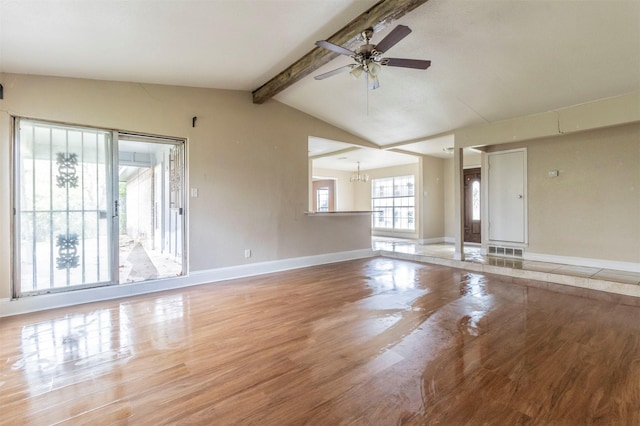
[[314, 64, 355, 80], [382, 58, 431, 70], [315, 40, 355, 56], [374, 25, 412, 53]]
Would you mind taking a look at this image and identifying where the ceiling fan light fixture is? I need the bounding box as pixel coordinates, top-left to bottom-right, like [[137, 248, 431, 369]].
[[350, 65, 363, 79], [314, 24, 430, 90], [368, 74, 380, 90], [368, 62, 381, 77]]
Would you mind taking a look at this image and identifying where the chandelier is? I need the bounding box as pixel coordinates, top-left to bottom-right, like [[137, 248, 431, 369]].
[[350, 161, 370, 183]]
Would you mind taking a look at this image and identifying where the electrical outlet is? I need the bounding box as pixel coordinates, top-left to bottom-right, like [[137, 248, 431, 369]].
[[244, 249, 251, 258]]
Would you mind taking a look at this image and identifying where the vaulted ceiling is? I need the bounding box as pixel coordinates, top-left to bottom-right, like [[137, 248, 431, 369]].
[[1, 0, 639, 165]]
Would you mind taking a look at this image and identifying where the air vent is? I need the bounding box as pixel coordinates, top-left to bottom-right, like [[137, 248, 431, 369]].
[[488, 245, 523, 258]]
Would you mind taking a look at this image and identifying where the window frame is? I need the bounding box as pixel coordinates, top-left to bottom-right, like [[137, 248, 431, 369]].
[[371, 175, 416, 231]]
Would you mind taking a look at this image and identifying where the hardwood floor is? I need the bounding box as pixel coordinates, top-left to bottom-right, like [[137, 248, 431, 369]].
[[2, 258, 640, 425]]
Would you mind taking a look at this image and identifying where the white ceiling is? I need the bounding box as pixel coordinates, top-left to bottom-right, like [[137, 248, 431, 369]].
[[0, 0, 378, 90], [310, 136, 419, 171], [280, 0, 640, 147], [2, 0, 639, 169]]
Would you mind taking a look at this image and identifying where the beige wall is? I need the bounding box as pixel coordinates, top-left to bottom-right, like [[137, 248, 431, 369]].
[[420, 155, 445, 241], [0, 73, 374, 299], [486, 122, 640, 262], [444, 159, 454, 240], [455, 92, 640, 148], [444, 122, 639, 263]]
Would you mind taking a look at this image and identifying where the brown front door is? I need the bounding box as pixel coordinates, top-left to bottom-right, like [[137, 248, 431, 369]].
[[464, 168, 481, 243], [312, 179, 335, 212]]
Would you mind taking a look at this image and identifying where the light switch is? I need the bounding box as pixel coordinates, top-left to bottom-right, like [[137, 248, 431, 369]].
[[190, 188, 198, 197], [548, 170, 559, 178]]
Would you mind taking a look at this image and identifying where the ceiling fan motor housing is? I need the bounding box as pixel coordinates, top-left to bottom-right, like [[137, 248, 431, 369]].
[[354, 44, 382, 71]]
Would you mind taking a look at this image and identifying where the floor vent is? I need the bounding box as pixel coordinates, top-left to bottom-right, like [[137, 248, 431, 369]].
[[488, 245, 524, 258]]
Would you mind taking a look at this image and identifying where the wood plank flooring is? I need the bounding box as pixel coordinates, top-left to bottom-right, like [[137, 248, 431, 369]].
[[2, 258, 640, 425]]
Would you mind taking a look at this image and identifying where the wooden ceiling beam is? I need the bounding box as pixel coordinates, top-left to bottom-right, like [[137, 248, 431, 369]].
[[251, 0, 430, 104]]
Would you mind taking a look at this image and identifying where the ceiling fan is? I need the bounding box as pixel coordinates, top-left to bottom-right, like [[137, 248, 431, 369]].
[[314, 25, 431, 90]]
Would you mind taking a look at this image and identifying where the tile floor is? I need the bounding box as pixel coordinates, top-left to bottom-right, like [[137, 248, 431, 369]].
[[372, 237, 640, 286]]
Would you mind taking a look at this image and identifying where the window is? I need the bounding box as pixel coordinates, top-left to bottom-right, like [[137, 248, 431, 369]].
[[316, 187, 329, 212], [372, 175, 415, 231], [472, 180, 480, 221]]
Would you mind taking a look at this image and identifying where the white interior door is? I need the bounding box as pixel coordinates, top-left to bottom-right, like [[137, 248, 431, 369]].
[[488, 149, 527, 243]]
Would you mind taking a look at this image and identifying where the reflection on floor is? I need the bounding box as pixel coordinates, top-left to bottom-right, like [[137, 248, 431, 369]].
[[119, 236, 182, 283], [3, 258, 640, 424], [373, 237, 640, 300]]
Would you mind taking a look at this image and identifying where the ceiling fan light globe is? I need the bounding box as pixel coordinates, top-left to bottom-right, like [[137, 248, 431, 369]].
[[368, 62, 381, 77], [350, 66, 363, 79], [368, 75, 380, 90]]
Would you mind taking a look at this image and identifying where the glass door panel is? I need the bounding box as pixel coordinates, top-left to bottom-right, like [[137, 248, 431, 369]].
[[16, 120, 113, 294], [117, 137, 184, 283]]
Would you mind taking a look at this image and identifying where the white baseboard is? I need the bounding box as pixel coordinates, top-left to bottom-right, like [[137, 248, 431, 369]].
[[190, 248, 376, 283], [444, 237, 455, 243], [524, 252, 640, 273], [0, 248, 377, 318], [372, 231, 418, 239], [418, 237, 445, 244]]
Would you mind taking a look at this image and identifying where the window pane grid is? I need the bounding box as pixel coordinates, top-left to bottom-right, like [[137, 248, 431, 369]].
[[371, 175, 415, 231], [316, 187, 329, 212]]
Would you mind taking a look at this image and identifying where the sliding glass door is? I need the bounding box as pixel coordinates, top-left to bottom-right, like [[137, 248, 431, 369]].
[[117, 135, 184, 284], [14, 119, 185, 297], [16, 120, 113, 293]]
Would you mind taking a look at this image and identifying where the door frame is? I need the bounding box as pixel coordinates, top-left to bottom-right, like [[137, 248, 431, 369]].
[[12, 118, 117, 297], [116, 132, 187, 280], [11, 118, 187, 298], [463, 167, 481, 244]]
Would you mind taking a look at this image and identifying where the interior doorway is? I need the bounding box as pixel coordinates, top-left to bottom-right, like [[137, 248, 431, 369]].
[[464, 167, 481, 243]]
